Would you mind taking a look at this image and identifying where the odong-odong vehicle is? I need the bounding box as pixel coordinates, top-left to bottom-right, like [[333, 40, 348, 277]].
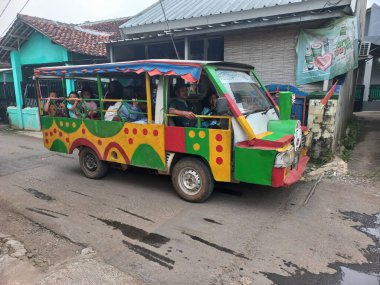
[[35, 60, 312, 202]]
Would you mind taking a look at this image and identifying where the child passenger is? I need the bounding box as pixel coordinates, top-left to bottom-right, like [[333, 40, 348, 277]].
[[201, 93, 219, 128], [67, 91, 80, 118], [44, 91, 63, 117], [81, 88, 98, 118]]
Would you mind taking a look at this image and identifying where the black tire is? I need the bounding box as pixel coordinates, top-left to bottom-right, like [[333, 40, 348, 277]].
[[79, 147, 108, 179], [171, 157, 214, 202]]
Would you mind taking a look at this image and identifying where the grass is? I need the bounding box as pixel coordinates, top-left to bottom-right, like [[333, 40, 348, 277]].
[[340, 116, 359, 161]]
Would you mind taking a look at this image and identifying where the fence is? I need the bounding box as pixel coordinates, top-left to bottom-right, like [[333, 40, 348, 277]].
[[369, 85, 380, 101]]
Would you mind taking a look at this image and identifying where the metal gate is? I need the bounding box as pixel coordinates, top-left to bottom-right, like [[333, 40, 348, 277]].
[[0, 83, 16, 123]]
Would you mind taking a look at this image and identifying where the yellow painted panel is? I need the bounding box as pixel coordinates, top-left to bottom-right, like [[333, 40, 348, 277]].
[[43, 120, 166, 168], [209, 129, 232, 182]]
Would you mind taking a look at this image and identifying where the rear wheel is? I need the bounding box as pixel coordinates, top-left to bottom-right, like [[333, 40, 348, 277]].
[[79, 147, 108, 179], [171, 157, 214, 202]]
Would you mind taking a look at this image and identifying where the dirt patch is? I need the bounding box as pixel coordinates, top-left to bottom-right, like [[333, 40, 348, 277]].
[[0, 200, 82, 270]]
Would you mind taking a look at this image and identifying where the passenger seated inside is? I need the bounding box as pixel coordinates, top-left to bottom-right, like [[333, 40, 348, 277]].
[[201, 93, 220, 129], [168, 83, 197, 127], [43, 91, 64, 117], [104, 86, 146, 123], [67, 91, 80, 118], [80, 87, 98, 119]]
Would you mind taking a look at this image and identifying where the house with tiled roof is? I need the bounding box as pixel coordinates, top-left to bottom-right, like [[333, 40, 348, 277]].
[[0, 14, 128, 129]]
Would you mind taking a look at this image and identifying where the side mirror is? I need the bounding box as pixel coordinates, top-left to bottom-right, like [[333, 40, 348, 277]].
[[216, 97, 229, 115]]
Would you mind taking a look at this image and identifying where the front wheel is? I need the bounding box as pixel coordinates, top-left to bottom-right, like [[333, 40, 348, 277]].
[[79, 147, 108, 179], [171, 157, 214, 202]]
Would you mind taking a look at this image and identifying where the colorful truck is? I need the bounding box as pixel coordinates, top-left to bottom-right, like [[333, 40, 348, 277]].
[[35, 60, 312, 202]]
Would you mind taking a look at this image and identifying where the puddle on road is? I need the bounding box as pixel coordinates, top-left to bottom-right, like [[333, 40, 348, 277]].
[[90, 215, 169, 248], [203, 218, 223, 225], [183, 232, 250, 260], [263, 211, 380, 285], [123, 240, 174, 270], [340, 267, 379, 285]]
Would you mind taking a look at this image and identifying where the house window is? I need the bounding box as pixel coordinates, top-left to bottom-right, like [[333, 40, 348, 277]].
[[147, 41, 184, 59], [189, 37, 224, 61]]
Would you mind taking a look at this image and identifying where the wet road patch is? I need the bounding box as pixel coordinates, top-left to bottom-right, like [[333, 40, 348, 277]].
[[183, 232, 250, 260], [203, 218, 223, 225], [26, 208, 58, 218], [34, 208, 68, 217], [117, 208, 154, 223], [123, 240, 174, 270], [263, 211, 380, 285], [70, 190, 91, 197], [19, 186, 55, 201], [90, 215, 169, 248]]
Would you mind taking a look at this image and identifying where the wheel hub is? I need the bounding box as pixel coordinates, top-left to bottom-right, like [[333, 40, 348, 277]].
[[179, 168, 202, 195], [84, 153, 98, 171]]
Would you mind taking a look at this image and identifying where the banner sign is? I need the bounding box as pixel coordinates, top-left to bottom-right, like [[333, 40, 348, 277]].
[[296, 16, 358, 85]]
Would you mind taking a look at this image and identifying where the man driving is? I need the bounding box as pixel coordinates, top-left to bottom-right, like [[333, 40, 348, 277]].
[[168, 83, 197, 127]]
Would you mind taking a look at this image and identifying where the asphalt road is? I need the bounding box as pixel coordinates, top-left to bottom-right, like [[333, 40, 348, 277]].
[[0, 123, 379, 285]]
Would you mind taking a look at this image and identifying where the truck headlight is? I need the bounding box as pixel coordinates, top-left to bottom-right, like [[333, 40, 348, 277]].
[[275, 147, 295, 168]]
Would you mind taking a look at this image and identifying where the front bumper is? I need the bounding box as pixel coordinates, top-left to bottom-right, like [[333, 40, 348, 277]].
[[271, 154, 309, 187]]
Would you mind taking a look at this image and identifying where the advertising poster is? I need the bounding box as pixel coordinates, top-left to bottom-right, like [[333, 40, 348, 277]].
[[296, 16, 358, 85]]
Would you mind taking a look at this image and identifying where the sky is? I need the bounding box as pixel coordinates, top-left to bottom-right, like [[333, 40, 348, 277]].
[[0, 0, 157, 36], [0, 0, 378, 36]]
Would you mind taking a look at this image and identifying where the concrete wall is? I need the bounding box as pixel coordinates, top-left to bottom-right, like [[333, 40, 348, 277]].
[[307, 99, 338, 159], [224, 24, 323, 92], [19, 32, 69, 65], [333, 70, 357, 150]]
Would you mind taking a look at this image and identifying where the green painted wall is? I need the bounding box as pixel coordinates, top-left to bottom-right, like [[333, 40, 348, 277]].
[[19, 31, 69, 65]]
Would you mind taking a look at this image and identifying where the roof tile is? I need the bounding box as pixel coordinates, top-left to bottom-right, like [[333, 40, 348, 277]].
[[18, 14, 127, 57]]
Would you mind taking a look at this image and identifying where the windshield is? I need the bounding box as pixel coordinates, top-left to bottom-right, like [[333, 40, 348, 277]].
[[216, 70, 272, 114]]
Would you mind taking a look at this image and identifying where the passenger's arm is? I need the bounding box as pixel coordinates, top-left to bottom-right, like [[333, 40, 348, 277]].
[[169, 108, 197, 119], [43, 98, 50, 113]]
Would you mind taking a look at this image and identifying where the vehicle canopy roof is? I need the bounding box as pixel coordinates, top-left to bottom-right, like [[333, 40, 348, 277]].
[[34, 59, 255, 83]]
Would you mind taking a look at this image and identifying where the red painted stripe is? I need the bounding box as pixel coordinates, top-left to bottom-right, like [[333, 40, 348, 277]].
[[147, 68, 162, 77], [165, 126, 186, 152], [224, 93, 242, 117], [181, 73, 197, 83], [69, 138, 102, 159], [103, 142, 130, 163]]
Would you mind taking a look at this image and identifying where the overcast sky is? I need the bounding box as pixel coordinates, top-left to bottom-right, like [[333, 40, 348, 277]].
[[0, 0, 157, 36], [0, 0, 378, 36]]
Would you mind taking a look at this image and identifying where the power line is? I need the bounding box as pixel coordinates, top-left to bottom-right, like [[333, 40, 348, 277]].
[[0, 0, 31, 37], [0, 0, 12, 19], [159, 0, 180, 60], [18, 0, 30, 14]]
